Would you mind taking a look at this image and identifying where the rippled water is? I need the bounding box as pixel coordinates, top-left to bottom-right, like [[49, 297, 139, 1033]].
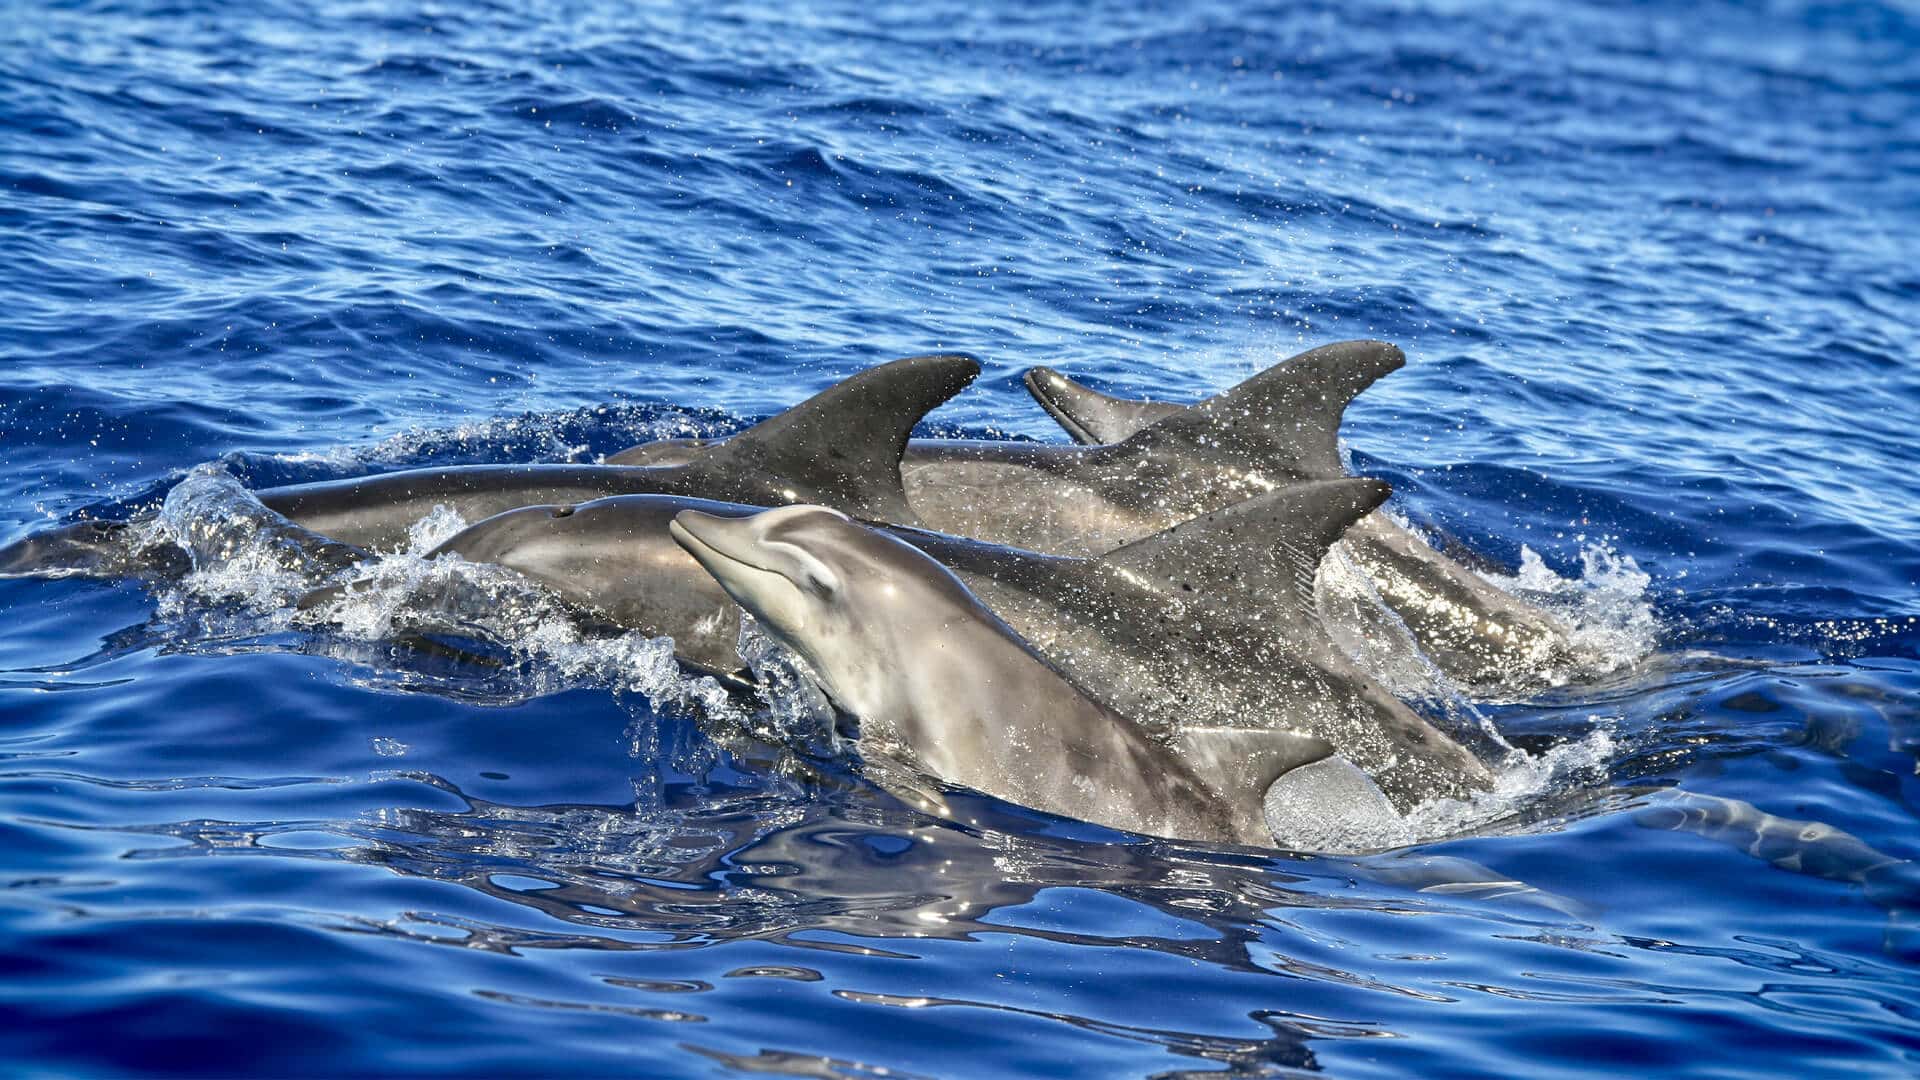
[[4, 1, 1919, 1076]]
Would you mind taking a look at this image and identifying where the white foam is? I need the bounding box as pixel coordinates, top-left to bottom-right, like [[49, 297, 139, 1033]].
[[1486, 542, 1662, 679]]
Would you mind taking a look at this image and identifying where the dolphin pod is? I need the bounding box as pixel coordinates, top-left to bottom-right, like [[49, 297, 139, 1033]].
[[612, 342, 1577, 696], [349, 476, 1491, 813], [0, 343, 1583, 848]]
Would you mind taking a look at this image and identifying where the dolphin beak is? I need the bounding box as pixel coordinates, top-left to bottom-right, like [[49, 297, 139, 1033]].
[[669, 510, 745, 575], [1021, 367, 1100, 444]]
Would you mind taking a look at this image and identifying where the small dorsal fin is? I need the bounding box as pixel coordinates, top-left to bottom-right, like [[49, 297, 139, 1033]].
[[1173, 726, 1333, 810], [679, 353, 980, 525], [1022, 368, 1185, 445], [1117, 340, 1404, 479], [1097, 478, 1390, 610]]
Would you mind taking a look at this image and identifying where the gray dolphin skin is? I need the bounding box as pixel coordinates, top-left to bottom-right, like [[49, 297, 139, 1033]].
[[1018, 356, 1578, 694], [400, 481, 1493, 810], [0, 353, 979, 574], [668, 504, 1345, 847], [612, 342, 1575, 695]]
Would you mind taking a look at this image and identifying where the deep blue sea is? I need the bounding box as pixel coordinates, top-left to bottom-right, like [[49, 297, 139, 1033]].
[[4, 1, 1919, 1076]]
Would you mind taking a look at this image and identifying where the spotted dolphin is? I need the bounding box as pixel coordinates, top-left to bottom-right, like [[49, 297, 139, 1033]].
[[615, 342, 1577, 695], [669, 503, 1404, 849], [361, 477, 1494, 810]]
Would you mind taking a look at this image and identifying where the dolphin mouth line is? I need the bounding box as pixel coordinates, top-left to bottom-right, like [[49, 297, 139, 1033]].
[[669, 516, 782, 581]]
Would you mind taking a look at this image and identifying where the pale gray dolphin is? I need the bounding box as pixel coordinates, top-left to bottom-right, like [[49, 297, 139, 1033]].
[[613, 342, 1577, 696], [0, 354, 980, 575], [668, 503, 1373, 848], [370, 479, 1494, 810]]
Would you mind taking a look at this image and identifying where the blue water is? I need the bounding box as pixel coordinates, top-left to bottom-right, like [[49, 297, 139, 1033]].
[[4, 0, 1919, 1075]]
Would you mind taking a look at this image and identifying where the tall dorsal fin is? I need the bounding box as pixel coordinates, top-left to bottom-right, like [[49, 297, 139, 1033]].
[[679, 353, 979, 525], [1117, 340, 1404, 480], [1173, 726, 1333, 815], [1022, 368, 1185, 445], [1097, 478, 1390, 610]]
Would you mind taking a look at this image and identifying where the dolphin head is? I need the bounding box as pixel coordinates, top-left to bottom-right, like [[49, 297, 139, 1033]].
[[0, 519, 185, 579], [670, 504, 981, 716]]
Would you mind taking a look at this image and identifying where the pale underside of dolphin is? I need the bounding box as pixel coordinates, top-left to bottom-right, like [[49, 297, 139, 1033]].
[[668, 503, 1407, 849], [612, 342, 1578, 696], [360, 479, 1494, 811]]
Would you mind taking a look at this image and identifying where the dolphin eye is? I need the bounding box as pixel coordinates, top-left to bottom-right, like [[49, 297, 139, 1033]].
[[551, 506, 576, 518], [89, 522, 115, 534]]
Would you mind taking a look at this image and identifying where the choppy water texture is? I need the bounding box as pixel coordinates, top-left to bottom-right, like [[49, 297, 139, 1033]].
[[4, 1, 1919, 1076]]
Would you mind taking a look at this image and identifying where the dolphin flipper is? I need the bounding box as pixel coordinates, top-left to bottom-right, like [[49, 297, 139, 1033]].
[[1022, 368, 1185, 445], [1117, 340, 1404, 480], [673, 353, 979, 526]]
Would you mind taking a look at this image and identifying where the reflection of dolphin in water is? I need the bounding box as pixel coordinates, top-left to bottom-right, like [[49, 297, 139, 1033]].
[[670, 503, 1381, 847], [616, 343, 1577, 696], [0, 353, 981, 574], [353, 479, 1493, 812]]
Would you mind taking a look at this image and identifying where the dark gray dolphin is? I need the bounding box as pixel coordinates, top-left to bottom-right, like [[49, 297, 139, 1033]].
[[1019, 357, 1578, 694], [612, 342, 1576, 695], [374, 480, 1493, 810], [0, 354, 979, 575], [669, 503, 1389, 848]]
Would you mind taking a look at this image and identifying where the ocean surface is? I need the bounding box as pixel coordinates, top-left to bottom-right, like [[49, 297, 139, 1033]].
[[3, 0, 1918, 1076]]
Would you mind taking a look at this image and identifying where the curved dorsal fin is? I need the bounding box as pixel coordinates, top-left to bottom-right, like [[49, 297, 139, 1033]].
[[1097, 478, 1390, 611], [1116, 340, 1404, 479], [680, 353, 980, 525], [1022, 368, 1184, 445]]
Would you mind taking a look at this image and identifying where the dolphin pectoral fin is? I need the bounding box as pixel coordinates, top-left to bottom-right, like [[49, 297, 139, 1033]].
[[1121, 340, 1404, 480], [1262, 754, 1410, 855], [1172, 726, 1336, 804], [856, 750, 955, 820], [1097, 479, 1391, 611], [1021, 367, 1184, 446], [680, 353, 980, 526]]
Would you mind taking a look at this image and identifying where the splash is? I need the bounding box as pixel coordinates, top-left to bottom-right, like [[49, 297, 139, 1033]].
[[1487, 543, 1662, 680], [1267, 722, 1621, 854], [149, 465, 361, 615]]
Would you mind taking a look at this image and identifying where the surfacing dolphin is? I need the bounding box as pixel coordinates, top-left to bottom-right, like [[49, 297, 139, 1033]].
[[364, 478, 1494, 810], [615, 341, 1576, 696], [0, 353, 980, 577], [668, 503, 1403, 849]]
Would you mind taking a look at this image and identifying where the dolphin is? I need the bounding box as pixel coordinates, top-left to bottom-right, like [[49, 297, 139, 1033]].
[[668, 503, 1402, 849], [612, 342, 1577, 695], [0, 354, 980, 576], [358, 478, 1493, 810]]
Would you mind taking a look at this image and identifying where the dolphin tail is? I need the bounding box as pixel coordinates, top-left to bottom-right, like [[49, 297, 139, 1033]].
[[1021, 368, 1185, 445], [677, 353, 980, 525], [1096, 478, 1391, 611], [1116, 340, 1404, 479]]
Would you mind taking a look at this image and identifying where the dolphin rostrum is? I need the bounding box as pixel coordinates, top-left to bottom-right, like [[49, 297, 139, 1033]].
[[668, 503, 1397, 849]]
